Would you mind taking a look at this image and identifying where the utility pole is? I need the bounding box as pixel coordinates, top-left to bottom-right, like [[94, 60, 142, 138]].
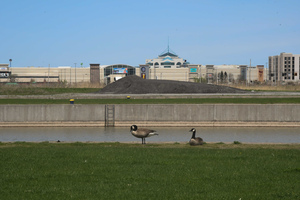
[[249, 59, 251, 85], [266, 62, 268, 84], [70, 68, 71, 84], [9, 59, 12, 69], [8, 59, 12, 81], [74, 63, 77, 85], [48, 64, 50, 86], [198, 65, 201, 83]]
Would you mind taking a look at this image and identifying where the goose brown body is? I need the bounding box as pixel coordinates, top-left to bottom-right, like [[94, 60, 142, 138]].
[[130, 125, 158, 144], [189, 128, 204, 145]]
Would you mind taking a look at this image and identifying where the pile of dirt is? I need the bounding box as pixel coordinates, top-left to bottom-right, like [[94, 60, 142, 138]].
[[98, 75, 247, 94]]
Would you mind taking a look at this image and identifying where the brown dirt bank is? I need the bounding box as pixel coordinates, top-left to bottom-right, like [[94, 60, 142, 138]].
[[97, 75, 248, 94]]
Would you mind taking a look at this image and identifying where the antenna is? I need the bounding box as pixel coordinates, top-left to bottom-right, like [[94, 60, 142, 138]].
[[167, 36, 170, 53]]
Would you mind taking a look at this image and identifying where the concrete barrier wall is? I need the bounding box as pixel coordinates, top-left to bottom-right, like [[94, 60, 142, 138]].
[[0, 105, 106, 122], [0, 104, 300, 122], [115, 104, 300, 122]]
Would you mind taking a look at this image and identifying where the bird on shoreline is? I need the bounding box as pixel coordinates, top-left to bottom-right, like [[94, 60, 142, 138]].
[[130, 125, 158, 144], [189, 128, 204, 145]]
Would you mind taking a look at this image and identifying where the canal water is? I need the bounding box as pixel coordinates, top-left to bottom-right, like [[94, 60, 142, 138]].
[[0, 127, 299, 144]]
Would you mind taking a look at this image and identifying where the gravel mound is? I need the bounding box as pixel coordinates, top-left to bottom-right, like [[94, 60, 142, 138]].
[[98, 75, 247, 94]]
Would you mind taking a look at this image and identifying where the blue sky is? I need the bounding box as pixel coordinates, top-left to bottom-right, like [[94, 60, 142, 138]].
[[1, 0, 299, 68]]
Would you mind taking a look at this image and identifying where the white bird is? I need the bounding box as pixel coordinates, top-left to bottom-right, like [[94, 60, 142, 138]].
[[130, 125, 158, 144], [189, 128, 204, 145]]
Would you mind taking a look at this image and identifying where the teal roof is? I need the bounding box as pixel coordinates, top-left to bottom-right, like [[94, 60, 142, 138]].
[[159, 46, 178, 58], [163, 56, 173, 61]]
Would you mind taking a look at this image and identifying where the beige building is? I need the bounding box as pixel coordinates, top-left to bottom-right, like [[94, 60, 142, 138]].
[[0, 64, 267, 85], [0, 66, 91, 84], [143, 64, 266, 84], [1, 48, 268, 85], [269, 52, 300, 83]]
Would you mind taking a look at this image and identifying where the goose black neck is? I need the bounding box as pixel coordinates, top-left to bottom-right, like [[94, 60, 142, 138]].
[[192, 130, 196, 139]]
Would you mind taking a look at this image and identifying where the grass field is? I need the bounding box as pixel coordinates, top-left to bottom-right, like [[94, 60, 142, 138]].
[[1, 85, 300, 104], [1, 83, 300, 95], [0, 87, 100, 95], [1, 142, 299, 200]]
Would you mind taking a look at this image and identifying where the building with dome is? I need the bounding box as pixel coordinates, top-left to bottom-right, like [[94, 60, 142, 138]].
[[145, 46, 189, 69]]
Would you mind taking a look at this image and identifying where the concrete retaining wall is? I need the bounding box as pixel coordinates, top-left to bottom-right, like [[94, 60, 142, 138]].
[[0, 105, 105, 122], [115, 104, 300, 122], [0, 104, 300, 125]]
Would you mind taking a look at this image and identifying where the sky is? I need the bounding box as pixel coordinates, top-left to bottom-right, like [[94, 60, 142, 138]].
[[1, 0, 299, 68]]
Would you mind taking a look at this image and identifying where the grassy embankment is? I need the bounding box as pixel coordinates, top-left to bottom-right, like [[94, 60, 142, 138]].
[[1, 142, 299, 200], [236, 84, 300, 92], [1, 98, 300, 104], [0, 86, 300, 104], [2, 84, 300, 95], [0, 87, 99, 95]]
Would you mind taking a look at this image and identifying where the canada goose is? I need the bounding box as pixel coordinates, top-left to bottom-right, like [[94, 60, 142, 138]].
[[130, 125, 158, 144], [189, 128, 204, 145]]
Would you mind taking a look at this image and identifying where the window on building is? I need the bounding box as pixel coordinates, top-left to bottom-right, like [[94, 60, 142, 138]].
[[127, 68, 135, 75], [161, 62, 174, 65], [104, 67, 113, 77]]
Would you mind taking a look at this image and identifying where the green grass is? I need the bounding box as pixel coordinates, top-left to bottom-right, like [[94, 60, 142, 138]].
[[1, 142, 299, 200], [0, 87, 100, 95], [0, 98, 300, 104]]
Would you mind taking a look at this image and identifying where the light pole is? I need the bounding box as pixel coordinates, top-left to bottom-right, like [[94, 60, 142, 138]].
[[9, 59, 12, 70], [74, 63, 77, 85], [48, 64, 50, 86], [249, 59, 251, 85]]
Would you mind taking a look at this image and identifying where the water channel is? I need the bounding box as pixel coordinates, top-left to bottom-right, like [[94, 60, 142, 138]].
[[0, 127, 299, 144]]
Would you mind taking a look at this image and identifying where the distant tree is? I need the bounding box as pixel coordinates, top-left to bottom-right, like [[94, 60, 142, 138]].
[[193, 77, 200, 83], [220, 71, 224, 83], [224, 72, 228, 83]]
